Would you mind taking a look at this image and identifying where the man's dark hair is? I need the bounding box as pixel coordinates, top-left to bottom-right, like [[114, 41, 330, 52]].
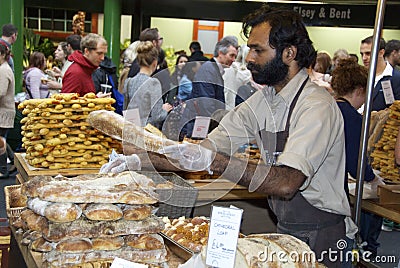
[[361, 36, 386, 50], [66, 34, 82, 51], [242, 5, 316, 69], [189, 41, 201, 51], [2, 23, 17, 37], [139, 28, 159, 42], [384, 39, 400, 57]]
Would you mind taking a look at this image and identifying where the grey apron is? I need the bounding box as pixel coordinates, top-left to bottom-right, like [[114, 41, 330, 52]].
[[259, 78, 346, 267]]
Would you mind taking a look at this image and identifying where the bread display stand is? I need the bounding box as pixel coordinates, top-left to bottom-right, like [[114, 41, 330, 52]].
[[15, 153, 99, 184]]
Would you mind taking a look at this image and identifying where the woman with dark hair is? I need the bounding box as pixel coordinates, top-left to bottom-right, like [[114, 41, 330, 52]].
[[23, 52, 51, 99], [333, 57, 383, 259], [123, 41, 172, 128], [166, 54, 189, 105], [0, 41, 15, 178]]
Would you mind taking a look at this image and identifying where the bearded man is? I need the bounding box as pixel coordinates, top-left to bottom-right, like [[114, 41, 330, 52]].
[[102, 6, 354, 267]]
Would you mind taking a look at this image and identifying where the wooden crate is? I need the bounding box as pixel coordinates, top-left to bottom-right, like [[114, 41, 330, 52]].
[[15, 153, 99, 183], [378, 185, 400, 204]]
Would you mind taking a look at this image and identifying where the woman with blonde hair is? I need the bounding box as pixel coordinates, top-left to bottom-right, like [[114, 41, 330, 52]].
[[123, 41, 172, 128]]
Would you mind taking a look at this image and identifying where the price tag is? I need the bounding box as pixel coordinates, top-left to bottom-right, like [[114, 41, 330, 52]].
[[123, 108, 141, 126], [110, 257, 148, 268], [206, 206, 243, 268], [381, 80, 395, 105], [191, 116, 211, 139]]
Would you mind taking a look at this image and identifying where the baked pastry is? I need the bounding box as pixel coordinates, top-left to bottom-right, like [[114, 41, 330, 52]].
[[119, 204, 153, 221], [91, 236, 124, 251], [87, 110, 178, 152], [83, 203, 123, 221], [55, 238, 93, 253], [22, 172, 159, 204], [43, 215, 165, 242], [27, 197, 82, 223], [125, 234, 164, 250]]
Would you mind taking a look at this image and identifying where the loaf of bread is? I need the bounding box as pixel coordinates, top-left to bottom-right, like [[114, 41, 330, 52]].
[[22, 172, 159, 204], [43, 215, 164, 242], [55, 238, 93, 253], [201, 233, 318, 268], [119, 204, 153, 221], [44, 246, 167, 267], [87, 110, 178, 152], [83, 203, 123, 221], [27, 197, 82, 223], [20, 209, 49, 233], [30, 237, 54, 252], [91, 236, 124, 251], [125, 234, 164, 250]]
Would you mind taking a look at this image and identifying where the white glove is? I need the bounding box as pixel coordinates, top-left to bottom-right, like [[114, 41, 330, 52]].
[[99, 154, 141, 174], [158, 143, 214, 173], [370, 174, 385, 194]]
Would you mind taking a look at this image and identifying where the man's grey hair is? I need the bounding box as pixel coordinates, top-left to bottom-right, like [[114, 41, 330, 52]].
[[81, 33, 107, 52], [213, 35, 238, 57]]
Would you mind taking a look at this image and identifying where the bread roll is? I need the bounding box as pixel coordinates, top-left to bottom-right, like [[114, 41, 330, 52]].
[[44, 246, 167, 267], [91, 236, 124, 251], [125, 234, 164, 250], [45, 202, 82, 223], [20, 209, 49, 233], [83, 203, 123, 221], [27, 197, 82, 222], [43, 215, 164, 242], [55, 238, 93, 253], [30, 237, 54, 252], [119, 204, 153, 221]]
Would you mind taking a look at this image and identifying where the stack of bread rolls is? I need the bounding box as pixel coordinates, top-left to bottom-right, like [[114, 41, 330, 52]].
[[370, 102, 400, 183], [14, 171, 168, 267], [18, 93, 122, 169]]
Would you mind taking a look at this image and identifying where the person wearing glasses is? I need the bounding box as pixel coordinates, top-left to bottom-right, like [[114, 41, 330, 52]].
[[61, 33, 110, 97]]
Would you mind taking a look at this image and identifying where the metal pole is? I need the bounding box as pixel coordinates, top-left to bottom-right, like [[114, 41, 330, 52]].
[[354, 0, 386, 242]]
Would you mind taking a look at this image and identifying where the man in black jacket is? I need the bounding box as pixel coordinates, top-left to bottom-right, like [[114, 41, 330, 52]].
[[188, 41, 209, 63]]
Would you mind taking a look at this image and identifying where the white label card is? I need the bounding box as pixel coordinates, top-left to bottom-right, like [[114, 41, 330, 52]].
[[206, 206, 243, 268], [123, 108, 141, 126], [110, 257, 148, 268], [381, 80, 395, 105], [191, 116, 211, 139]]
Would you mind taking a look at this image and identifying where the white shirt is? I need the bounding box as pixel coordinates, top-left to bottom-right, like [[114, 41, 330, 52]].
[[209, 68, 356, 236]]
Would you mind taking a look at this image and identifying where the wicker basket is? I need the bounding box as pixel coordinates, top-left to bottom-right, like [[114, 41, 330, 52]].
[[138, 171, 198, 218], [4, 184, 26, 223]]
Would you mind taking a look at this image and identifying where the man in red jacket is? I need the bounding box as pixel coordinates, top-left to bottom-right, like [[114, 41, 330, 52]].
[[62, 33, 109, 97]]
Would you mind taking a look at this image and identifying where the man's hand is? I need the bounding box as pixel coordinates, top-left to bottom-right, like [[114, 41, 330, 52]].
[[99, 154, 141, 173], [158, 143, 215, 173]]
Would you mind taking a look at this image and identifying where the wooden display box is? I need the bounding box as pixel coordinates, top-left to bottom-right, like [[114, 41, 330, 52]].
[[14, 153, 99, 183], [378, 185, 400, 204]]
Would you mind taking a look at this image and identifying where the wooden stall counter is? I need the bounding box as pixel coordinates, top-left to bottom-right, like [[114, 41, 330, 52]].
[[349, 195, 400, 224], [15, 153, 100, 183]]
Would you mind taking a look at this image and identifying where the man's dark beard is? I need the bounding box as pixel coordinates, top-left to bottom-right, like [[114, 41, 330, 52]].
[[247, 53, 289, 86]]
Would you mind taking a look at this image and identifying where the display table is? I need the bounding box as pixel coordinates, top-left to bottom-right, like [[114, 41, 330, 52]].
[[9, 227, 40, 268], [349, 195, 400, 224]]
